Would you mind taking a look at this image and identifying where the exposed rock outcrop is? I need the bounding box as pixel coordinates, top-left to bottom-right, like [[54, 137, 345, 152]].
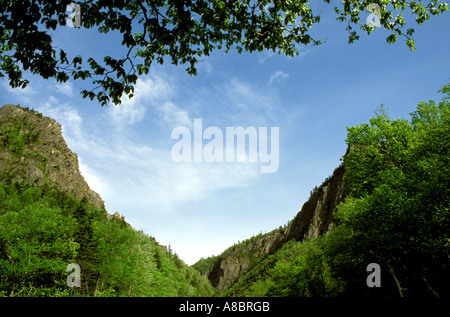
[[0, 104, 105, 209], [204, 164, 347, 292], [206, 232, 285, 292], [281, 164, 346, 244]]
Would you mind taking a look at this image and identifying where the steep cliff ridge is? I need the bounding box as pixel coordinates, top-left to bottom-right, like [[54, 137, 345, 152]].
[[0, 104, 104, 210], [281, 164, 346, 244], [201, 164, 347, 293]]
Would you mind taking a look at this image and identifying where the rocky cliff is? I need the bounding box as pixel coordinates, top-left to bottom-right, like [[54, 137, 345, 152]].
[[281, 164, 347, 244], [206, 231, 286, 292], [202, 164, 347, 293], [0, 104, 105, 210]]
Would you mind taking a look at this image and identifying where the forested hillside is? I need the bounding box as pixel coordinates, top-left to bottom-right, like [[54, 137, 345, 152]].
[[195, 83, 450, 298], [0, 104, 214, 297]]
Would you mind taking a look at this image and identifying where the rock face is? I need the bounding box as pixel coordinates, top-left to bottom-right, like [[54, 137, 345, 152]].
[[207, 232, 285, 292], [204, 164, 347, 292], [0, 104, 105, 209], [282, 164, 347, 244]]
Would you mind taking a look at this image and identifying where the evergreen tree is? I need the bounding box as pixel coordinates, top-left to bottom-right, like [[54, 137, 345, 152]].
[[72, 203, 100, 295]]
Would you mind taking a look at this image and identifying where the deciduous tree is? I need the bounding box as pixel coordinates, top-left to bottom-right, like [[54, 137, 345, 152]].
[[1, 0, 447, 105], [326, 84, 450, 297]]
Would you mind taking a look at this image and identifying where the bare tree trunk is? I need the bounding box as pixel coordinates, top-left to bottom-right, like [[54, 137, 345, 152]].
[[386, 262, 404, 297], [9, 283, 15, 297], [422, 274, 439, 297], [369, 250, 404, 297], [128, 284, 133, 297], [94, 277, 100, 296]]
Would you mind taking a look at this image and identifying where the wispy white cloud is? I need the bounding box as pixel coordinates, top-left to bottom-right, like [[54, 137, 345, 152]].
[[258, 50, 275, 64], [53, 82, 74, 97], [3, 72, 283, 216], [3, 79, 76, 105], [37, 97, 84, 142], [33, 89, 259, 215], [107, 81, 148, 126], [107, 75, 192, 129], [269, 70, 289, 85], [2, 81, 37, 105], [219, 78, 282, 126], [78, 159, 104, 195], [159, 101, 192, 129], [104, 149, 259, 213]]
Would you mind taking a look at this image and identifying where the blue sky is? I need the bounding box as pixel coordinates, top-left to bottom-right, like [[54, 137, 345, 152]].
[[1, 3, 449, 265]]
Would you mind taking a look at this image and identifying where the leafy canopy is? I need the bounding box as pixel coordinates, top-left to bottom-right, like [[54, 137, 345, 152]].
[[325, 84, 450, 297], [1, 0, 448, 105]]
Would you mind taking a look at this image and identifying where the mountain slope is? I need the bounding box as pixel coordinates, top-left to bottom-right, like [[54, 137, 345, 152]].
[[0, 104, 214, 297], [194, 163, 347, 293]]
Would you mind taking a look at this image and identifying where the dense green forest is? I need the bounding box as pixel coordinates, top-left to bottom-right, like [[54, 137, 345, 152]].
[[197, 83, 450, 298], [0, 182, 214, 297], [0, 182, 215, 297]]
